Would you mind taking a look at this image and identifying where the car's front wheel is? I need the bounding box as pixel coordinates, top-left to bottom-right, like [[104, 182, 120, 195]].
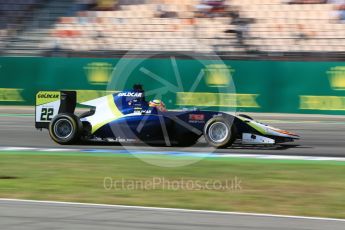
[[49, 113, 82, 145], [204, 117, 236, 148]]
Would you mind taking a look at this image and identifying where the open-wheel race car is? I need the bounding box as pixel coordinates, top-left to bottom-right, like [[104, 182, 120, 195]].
[[35, 85, 299, 148]]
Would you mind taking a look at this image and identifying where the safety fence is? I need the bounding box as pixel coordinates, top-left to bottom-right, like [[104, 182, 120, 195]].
[[0, 57, 344, 115]]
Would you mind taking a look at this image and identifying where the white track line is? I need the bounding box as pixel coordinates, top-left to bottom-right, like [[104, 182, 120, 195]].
[[0, 147, 39, 151], [1, 146, 345, 162], [0, 198, 344, 222]]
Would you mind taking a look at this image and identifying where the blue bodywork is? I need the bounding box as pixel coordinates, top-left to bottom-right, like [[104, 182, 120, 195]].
[[91, 90, 233, 144], [79, 89, 298, 145], [35, 88, 298, 146]]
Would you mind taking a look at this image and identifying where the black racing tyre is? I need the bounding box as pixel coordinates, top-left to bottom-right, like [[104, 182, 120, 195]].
[[204, 116, 236, 148], [238, 114, 253, 120], [49, 113, 82, 145]]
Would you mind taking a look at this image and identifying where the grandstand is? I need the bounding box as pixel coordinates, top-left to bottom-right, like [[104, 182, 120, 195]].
[[0, 0, 345, 58]]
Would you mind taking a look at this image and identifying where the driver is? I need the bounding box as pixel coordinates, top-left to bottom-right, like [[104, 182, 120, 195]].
[[149, 99, 167, 112]]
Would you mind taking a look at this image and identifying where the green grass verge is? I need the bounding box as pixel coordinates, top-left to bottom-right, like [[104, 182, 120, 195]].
[[0, 151, 344, 218]]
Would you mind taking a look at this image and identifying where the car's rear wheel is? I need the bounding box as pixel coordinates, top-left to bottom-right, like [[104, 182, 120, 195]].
[[204, 117, 236, 148], [49, 113, 82, 145]]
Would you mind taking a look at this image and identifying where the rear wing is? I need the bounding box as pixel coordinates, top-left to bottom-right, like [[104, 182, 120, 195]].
[[35, 91, 76, 129]]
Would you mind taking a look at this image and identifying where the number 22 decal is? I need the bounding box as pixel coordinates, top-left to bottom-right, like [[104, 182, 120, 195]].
[[41, 108, 54, 121]]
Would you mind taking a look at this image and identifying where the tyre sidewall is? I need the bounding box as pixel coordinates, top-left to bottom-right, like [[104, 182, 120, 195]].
[[204, 117, 235, 148], [49, 113, 81, 144]]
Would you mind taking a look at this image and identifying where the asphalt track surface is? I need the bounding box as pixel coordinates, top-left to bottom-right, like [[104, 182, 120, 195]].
[[1, 199, 344, 230], [0, 107, 344, 157], [1, 108, 345, 229]]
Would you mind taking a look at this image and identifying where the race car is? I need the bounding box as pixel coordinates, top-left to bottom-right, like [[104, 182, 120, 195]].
[[35, 85, 299, 148]]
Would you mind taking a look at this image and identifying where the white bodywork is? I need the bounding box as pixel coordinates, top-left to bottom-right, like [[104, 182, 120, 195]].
[[237, 116, 299, 139], [80, 95, 122, 133], [241, 133, 275, 145], [35, 100, 61, 123]]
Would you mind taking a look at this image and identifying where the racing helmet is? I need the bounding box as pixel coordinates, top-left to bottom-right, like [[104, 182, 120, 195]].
[[149, 99, 166, 112]]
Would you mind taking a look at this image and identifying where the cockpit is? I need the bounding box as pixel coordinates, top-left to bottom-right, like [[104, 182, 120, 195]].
[[114, 85, 167, 113]]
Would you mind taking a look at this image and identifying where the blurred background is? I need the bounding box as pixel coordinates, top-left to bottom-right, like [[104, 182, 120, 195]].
[[0, 0, 344, 115], [0, 0, 345, 58]]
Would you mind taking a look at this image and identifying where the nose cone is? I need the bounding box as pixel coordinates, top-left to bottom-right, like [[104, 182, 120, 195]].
[[270, 128, 300, 139]]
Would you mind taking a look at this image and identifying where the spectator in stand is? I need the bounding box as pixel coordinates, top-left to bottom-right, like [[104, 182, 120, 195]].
[[330, 0, 345, 22], [196, 0, 226, 17], [154, 3, 178, 18], [224, 6, 255, 48], [207, 0, 227, 16], [70, 0, 97, 16], [75, 0, 97, 11], [195, 1, 213, 17]]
